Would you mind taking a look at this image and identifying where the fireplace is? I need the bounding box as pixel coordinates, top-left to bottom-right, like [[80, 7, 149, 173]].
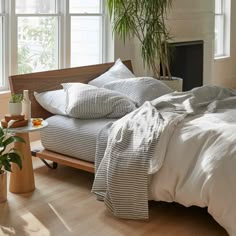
[[168, 40, 204, 91]]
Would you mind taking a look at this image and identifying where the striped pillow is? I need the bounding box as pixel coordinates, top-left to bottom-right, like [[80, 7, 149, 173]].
[[62, 83, 136, 119], [104, 77, 173, 107], [88, 58, 135, 88]]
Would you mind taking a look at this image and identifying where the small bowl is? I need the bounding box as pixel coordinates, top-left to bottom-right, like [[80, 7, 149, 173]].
[[32, 118, 43, 126]]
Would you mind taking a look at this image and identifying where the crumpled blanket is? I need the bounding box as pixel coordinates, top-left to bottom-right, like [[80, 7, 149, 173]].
[[92, 85, 236, 228]]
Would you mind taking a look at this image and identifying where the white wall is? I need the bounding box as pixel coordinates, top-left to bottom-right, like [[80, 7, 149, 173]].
[[213, 1, 236, 88], [168, 0, 215, 85]]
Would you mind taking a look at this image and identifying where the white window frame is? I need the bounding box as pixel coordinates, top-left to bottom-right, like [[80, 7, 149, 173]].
[[66, 0, 105, 68], [10, 0, 61, 75], [214, 0, 231, 59], [0, 0, 7, 91], [0, 0, 107, 91]]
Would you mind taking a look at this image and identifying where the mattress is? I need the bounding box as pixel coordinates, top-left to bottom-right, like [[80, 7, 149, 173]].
[[41, 115, 115, 162]]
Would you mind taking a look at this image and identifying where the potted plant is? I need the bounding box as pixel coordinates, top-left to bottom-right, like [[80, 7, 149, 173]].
[[107, 0, 183, 91], [0, 122, 25, 202], [8, 93, 24, 115]]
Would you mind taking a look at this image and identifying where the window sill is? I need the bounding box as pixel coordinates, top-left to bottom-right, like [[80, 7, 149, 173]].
[[0, 90, 11, 99], [214, 55, 231, 61]]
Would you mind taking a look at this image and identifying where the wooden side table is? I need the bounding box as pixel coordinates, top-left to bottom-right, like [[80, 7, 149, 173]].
[[8, 120, 48, 194]]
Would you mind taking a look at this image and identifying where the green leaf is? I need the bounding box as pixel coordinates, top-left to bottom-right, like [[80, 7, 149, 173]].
[[0, 145, 6, 155], [3, 161, 12, 172], [1, 154, 12, 172], [0, 128, 4, 138], [106, 0, 173, 78], [0, 153, 8, 161], [8, 152, 22, 170], [12, 136, 26, 144], [3, 136, 15, 146], [3, 136, 25, 147]]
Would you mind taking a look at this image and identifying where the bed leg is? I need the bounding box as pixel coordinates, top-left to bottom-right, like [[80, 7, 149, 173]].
[[31, 149, 58, 169], [40, 159, 58, 169]]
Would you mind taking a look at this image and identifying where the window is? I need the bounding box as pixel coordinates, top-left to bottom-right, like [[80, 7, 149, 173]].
[[214, 0, 231, 58], [0, 0, 106, 91], [0, 0, 5, 89], [15, 0, 59, 74], [70, 0, 104, 67]]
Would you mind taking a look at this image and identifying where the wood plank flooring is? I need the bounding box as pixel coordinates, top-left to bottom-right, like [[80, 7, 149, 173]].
[[0, 156, 228, 236]]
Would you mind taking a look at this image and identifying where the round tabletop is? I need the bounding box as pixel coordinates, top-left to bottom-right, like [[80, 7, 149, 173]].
[[6, 120, 48, 133]]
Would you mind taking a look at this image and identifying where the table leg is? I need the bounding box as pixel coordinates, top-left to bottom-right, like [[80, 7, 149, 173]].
[[9, 132, 35, 193]]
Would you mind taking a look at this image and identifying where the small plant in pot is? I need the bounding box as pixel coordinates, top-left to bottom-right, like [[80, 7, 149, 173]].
[[0, 122, 25, 202], [8, 93, 24, 116]]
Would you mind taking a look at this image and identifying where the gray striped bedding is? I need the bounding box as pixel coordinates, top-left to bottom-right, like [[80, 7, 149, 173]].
[[41, 115, 115, 162], [92, 102, 165, 219], [62, 82, 136, 119], [103, 77, 173, 107]]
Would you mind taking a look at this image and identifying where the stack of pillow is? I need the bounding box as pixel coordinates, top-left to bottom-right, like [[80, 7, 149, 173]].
[[34, 58, 173, 119]]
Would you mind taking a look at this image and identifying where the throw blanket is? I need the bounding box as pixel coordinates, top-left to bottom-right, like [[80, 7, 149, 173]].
[[92, 86, 236, 222], [92, 102, 167, 219]]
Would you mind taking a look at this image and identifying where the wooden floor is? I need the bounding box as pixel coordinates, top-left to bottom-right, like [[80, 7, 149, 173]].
[[0, 157, 228, 236]]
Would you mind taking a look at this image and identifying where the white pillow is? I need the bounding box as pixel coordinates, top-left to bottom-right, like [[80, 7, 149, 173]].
[[34, 89, 66, 115], [88, 58, 135, 87], [103, 77, 174, 107], [62, 83, 136, 119]]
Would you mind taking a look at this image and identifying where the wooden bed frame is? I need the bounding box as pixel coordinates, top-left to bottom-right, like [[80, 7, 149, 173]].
[[9, 60, 133, 173]]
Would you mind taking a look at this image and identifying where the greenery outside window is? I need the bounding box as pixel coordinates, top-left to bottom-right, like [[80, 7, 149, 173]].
[[15, 0, 59, 74], [0, 0, 106, 91]]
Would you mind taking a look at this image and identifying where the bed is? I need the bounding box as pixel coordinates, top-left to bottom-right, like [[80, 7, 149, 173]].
[[9, 60, 236, 236], [9, 60, 134, 173]]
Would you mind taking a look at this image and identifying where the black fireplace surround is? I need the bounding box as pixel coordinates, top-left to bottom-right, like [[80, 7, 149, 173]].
[[167, 40, 204, 91]]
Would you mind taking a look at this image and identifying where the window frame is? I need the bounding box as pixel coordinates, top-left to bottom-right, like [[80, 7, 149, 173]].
[[67, 0, 105, 67], [0, 0, 107, 91], [214, 0, 231, 59], [13, 1, 60, 75], [0, 0, 7, 91]]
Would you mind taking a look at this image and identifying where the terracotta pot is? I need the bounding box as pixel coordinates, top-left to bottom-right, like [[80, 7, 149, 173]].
[[0, 171, 7, 202]]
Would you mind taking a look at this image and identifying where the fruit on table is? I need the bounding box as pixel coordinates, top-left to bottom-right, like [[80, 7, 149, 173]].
[[32, 118, 43, 126]]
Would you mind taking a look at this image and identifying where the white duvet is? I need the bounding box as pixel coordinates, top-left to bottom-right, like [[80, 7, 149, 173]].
[[149, 108, 236, 235], [92, 85, 236, 235]]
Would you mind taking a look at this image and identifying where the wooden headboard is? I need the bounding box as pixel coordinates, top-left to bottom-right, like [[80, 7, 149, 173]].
[[9, 60, 133, 119]]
